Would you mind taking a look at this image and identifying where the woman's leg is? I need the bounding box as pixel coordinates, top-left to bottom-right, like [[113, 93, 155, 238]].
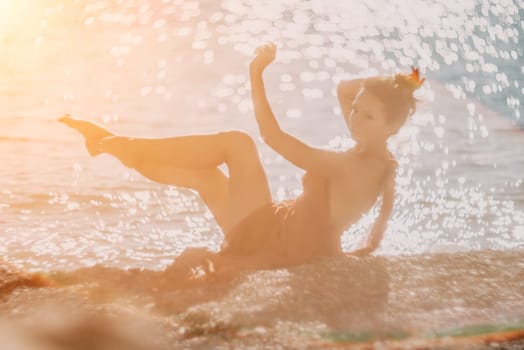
[[59, 115, 113, 156], [60, 116, 232, 232], [99, 130, 273, 231], [60, 116, 273, 232]]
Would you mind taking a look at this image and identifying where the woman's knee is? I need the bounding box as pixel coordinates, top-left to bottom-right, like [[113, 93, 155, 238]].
[[220, 130, 257, 164], [222, 130, 255, 148]]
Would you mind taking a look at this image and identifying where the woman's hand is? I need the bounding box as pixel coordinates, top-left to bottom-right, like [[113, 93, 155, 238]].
[[250, 42, 277, 72]]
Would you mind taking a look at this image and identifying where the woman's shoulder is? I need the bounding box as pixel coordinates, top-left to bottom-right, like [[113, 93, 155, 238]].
[[347, 147, 397, 171]]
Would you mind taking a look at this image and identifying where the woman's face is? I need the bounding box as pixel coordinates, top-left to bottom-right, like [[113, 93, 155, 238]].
[[345, 88, 390, 144]]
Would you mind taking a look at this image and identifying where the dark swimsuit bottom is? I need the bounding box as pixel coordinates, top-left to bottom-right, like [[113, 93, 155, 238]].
[[219, 172, 337, 262], [219, 199, 296, 258]]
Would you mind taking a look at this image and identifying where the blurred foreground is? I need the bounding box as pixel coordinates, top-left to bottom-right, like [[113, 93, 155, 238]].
[[2, 249, 524, 349]]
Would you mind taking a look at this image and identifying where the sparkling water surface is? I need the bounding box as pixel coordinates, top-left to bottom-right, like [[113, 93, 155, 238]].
[[0, 0, 523, 271]]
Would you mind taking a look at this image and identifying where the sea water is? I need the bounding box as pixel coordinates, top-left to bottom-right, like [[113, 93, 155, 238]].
[[1, 0, 522, 270], [0, 1, 523, 347]]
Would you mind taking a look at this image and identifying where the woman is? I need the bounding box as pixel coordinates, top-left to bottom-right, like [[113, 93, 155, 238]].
[[60, 43, 424, 283]]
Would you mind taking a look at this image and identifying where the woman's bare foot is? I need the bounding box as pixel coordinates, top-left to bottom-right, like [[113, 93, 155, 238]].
[[59, 114, 114, 156]]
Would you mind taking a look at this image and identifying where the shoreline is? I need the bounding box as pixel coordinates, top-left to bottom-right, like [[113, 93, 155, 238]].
[[1, 248, 523, 349]]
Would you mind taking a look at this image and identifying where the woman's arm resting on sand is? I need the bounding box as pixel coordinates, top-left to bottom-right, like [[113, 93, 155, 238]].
[[337, 79, 363, 118], [348, 162, 397, 257], [250, 43, 345, 177]]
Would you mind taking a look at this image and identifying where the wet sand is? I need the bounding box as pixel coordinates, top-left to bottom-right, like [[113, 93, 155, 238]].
[[2, 248, 524, 349]]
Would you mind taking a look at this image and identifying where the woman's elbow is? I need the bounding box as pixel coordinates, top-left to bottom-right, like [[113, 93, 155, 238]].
[[259, 127, 282, 146], [336, 82, 346, 97], [336, 81, 351, 97], [260, 133, 271, 147]]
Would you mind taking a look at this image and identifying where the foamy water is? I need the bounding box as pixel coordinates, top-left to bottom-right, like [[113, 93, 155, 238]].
[[0, 0, 523, 273]]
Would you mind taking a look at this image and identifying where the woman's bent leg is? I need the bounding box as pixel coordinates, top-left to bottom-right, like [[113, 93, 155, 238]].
[[61, 117, 277, 263], [100, 131, 273, 231]]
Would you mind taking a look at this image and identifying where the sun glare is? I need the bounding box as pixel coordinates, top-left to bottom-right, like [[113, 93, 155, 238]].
[[0, 0, 18, 33], [0, 1, 14, 16], [0, 0, 39, 34]]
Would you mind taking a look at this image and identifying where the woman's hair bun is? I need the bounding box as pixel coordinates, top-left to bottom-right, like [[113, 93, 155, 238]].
[[394, 66, 425, 92]]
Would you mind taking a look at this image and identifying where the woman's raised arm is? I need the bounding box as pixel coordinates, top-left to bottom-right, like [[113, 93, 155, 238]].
[[249, 43, 345, 177], [249, 43, 280, 140]]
